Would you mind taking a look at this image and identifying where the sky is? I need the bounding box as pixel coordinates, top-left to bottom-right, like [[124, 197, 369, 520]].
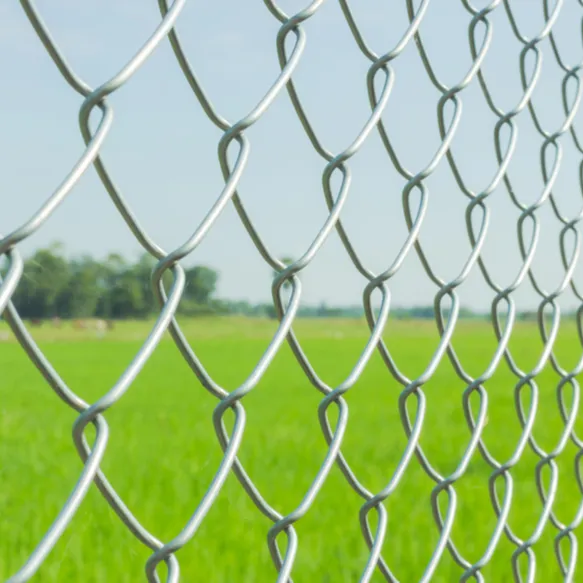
[[1, 0, 583, 311]]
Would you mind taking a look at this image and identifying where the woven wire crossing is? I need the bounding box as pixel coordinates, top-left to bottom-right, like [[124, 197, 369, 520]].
[[2, 0, 583, 581]]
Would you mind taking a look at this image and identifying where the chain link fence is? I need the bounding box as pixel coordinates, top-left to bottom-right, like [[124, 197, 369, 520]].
[[2, 0, 583, 581]]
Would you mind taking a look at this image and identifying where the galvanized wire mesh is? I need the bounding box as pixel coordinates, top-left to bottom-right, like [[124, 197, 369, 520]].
[[2, 0, 583, 581]]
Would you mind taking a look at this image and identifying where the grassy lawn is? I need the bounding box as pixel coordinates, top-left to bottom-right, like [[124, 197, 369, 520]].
[[0, 317, 581, 581]]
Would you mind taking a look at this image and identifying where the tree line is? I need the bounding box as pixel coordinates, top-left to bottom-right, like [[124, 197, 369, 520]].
[[2, 244, 372, 320], [4, 243, 557, 322], [4, 243, 219, 320]]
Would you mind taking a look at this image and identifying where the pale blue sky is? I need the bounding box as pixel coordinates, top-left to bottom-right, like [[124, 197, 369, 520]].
[[2, 1, 583, 310]]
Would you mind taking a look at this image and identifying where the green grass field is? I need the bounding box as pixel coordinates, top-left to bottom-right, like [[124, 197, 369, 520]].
[[1, 317, 582, 582]]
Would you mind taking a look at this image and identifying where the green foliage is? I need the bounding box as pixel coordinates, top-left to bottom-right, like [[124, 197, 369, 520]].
[[184, 266, 218, 305], [11, 243, 219, 320], [12, 244, 71, 318], [57, 256, 105, 318]]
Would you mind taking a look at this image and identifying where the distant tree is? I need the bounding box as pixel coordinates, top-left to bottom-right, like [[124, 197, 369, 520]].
[[12, 243, 71, 318], [95, 253, 127, 318], [184, 266, 218, 305], [108, 270, 148, 318], [101, 252, 175, 318], [57, 256, 105, 318], [132, 253, 157, 315]]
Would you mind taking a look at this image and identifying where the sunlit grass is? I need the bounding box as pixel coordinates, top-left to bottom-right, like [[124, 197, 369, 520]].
[[0, 317, 581, 581]]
